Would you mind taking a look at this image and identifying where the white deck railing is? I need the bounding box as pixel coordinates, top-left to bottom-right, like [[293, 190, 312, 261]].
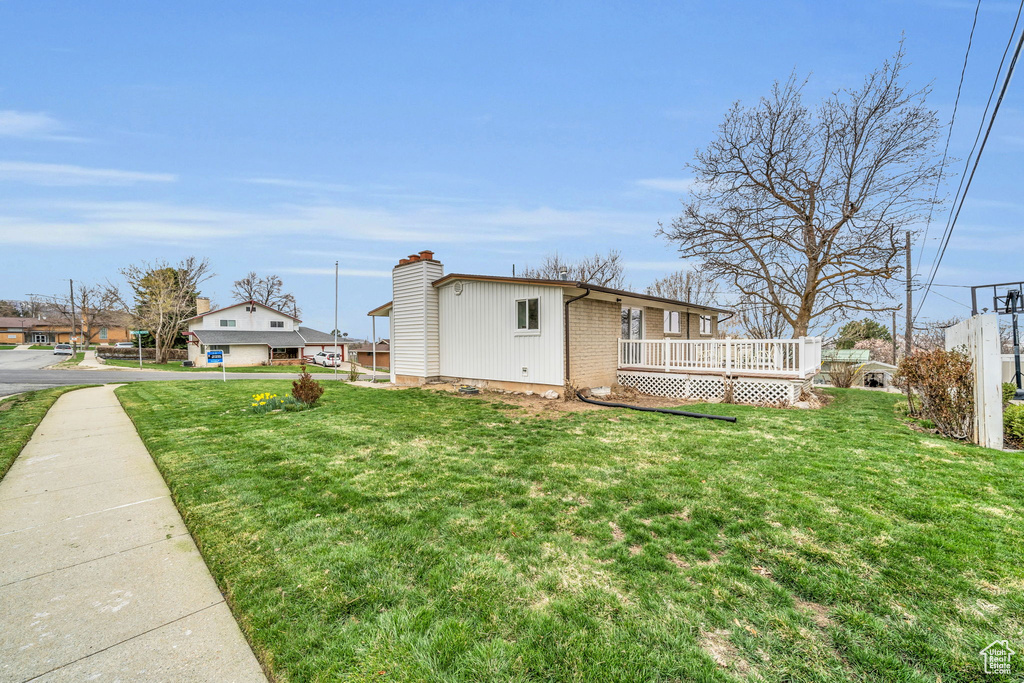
[[618, 337, 822, 379]]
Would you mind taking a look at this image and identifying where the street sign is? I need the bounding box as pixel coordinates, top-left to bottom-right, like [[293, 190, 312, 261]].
[[130, 330, 150, 335]]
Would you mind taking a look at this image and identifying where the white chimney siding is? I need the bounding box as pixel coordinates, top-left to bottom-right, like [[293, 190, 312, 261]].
[[391, 258, 443, 380]]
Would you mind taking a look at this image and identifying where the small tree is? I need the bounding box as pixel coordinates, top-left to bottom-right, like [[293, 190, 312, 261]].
[[829, 362, 863, 389], [893, 349, 974, 440], [292, 366, 324, 405], [838, 319, 892, 345]]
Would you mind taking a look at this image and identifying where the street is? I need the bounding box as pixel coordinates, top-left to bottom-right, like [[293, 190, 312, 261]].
[[0, 350, 375, 398]]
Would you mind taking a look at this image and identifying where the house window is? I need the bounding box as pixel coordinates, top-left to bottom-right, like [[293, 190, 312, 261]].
[[220, 320, 236, 327], [700, 315, 713, 336], [664, 311, 680, 335], [245, 306, 255, 312], [516, 298, 540, 331], [271, 347, 299, 359], [207, 344, 230, 355], [621, 307, 644, 339], [270, 320, 284, 328], [99, 327, 108, 340]]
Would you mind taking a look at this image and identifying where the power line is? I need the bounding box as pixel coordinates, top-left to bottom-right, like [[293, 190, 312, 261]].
[[917, 0, 1024, 321], [915, 0, 982, 276]]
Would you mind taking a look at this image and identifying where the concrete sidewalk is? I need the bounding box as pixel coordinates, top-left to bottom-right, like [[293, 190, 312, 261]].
[[0, 385, 266, 682]]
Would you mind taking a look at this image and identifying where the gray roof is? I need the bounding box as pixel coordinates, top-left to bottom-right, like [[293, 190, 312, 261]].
[[297, 327, 364, 344], [192, 329, 307, 347]]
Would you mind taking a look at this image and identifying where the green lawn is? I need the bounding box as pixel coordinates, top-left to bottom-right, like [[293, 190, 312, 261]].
[[101, 357, 349, 373], [1, 386, 93, 480], [0, 345, 14, 350], [117, 382, 1024, 682]]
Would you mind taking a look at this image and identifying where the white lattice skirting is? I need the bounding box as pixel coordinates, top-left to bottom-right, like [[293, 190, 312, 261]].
[[617, 371, 810, 406]]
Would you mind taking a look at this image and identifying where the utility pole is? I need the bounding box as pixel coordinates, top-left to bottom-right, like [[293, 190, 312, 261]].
[[904, 230, 912, 358], [68, 279, 78, 355], [891, 310, 898, 365]]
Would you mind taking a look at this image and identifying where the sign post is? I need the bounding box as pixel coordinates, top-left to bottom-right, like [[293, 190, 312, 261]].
[[206, 349, 226, 381], [130, 330, 150, 369]]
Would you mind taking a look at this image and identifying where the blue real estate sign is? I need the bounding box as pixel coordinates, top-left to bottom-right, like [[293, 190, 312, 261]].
[[206, 350, 223, 363]]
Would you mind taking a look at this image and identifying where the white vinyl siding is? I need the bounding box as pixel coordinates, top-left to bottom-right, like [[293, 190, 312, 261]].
[[391, 260, 443, 377], [196, 303, 295, 331], [439, 280, 563, 385]]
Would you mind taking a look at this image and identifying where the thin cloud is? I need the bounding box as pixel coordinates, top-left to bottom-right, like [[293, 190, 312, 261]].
[[0, 161, 177, 186], [0, 198, 658, 248], [634, 177, 697, 193], [0, 110, 87, 141]]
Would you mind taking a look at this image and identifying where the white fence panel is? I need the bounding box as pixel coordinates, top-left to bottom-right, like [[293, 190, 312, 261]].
[[945, 314, 1003, 450]]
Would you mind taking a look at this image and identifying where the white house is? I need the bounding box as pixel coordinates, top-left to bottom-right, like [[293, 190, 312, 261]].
[[367, 250, 824, 405], [185, 299, 353, 367]]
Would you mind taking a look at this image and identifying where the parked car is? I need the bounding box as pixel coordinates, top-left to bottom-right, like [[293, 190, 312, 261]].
[[53, 343, 73, 355], [311, 351, 343, 367], [114, 341, 135, 348]]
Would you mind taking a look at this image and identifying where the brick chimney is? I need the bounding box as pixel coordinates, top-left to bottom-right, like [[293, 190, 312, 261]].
[[196, 296, 211, 315]]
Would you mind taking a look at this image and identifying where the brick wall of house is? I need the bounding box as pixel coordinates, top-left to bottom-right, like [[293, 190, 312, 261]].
[[566, 296, 620, 388], [644, 307, 665, 340]]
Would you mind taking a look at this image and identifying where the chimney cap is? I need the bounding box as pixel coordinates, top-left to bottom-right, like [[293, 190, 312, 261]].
[[419, 250, 435, 260], [398, 258, 410, 265], [408, 254, 421, 262]]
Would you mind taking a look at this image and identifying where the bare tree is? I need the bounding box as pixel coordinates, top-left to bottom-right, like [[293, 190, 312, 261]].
[[33, 284, 124, 346], [231, 272, 300, 317], [645, 270, 721, 306], [658, 46, 945, 337], [518, 250, 626, 288], [108, 257, 214, 364], [732, 298, 792, 339]]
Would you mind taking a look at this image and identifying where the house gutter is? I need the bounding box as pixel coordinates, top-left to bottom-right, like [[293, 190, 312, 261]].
[[563, 286, 591, 392]]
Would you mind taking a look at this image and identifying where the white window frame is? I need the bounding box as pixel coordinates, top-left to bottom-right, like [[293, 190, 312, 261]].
[[699, 315, 713, 336], [515, 298, 540, 334], [270, 320, 284, 328], [664, 311, 680, 335], [220, 319, 236, 327], [621, 307, 644, 340], [99, 327, 108, 340]]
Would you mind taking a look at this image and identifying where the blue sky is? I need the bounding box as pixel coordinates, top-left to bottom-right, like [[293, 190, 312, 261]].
[[1, 1, 1022, 336]]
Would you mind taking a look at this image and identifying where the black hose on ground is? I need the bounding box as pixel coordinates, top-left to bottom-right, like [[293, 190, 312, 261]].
[[577, 394, 737, 422]]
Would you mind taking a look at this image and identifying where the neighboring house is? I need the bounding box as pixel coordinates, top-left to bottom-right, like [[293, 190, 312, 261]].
[[815, 349, 870, 385], [367, 250, 823, 404], [351, 341, 391, 370], [184, 298, 338, 367], [0, 315, 131, 345], [297, 329, 366, 361]]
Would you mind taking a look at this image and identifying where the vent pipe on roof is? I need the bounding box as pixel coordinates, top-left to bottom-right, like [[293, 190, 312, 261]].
[[559, 266, 569, 281]]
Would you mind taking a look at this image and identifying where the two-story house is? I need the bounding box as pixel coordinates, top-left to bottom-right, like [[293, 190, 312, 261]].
[[185, 298, 344, 367]]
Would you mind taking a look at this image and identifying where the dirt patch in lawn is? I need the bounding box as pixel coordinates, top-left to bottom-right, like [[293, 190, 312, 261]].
[[426, 383, 707, 416], [700, 629, 753, 675]]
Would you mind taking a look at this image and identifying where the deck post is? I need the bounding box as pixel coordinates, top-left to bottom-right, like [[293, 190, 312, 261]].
[[724, 338, 732, 374]]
